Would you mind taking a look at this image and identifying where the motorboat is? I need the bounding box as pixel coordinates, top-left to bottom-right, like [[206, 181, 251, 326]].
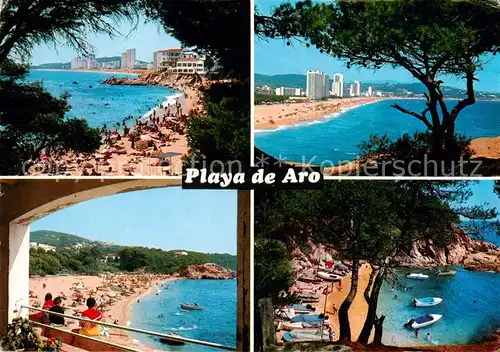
[[412, 297, 443, 307], [406, 273, 429, 280], [437, 269, 456, 276], [180, 303, 203, 310], [290, 314, 329, 326], [159, 333, 185, 345], [317, 271, 342, 281], [404, 314, 443, 329], [297, 276, 322, 284], [282, 328, 330, 342], [289, 304, 316, 314]]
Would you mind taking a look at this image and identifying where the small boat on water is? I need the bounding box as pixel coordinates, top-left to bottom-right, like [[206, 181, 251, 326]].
[[282, 328, 330, 342], [317, 271, 342, 281], [180, 303, 203, 310], [404, 314, 443, 329], [406, 273, 429, 280], [437, 269, 456, 276], [159, 333, 185, 345], [412, 297, 443, 307]]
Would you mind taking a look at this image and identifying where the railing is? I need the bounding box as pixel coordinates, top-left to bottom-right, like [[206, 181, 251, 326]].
[[22, 305, 236, 351]]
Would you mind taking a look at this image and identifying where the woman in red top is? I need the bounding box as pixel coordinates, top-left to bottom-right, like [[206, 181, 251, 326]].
[[35, 293, 53, 322]]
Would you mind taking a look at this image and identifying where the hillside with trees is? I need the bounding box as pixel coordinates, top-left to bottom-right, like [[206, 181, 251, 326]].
[[29, 230, 236, 276]]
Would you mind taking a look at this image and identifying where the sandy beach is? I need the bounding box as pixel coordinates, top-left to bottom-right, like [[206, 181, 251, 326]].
[[254, 97, 383, 130], [29, 274, 173, 350]]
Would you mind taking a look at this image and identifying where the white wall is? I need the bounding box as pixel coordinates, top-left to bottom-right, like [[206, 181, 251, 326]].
[[9, 223, 30, 321]]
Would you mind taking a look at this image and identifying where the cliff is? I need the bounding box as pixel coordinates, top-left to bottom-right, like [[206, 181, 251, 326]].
[[394, 225, 499, 272], [180, 263, 234, 280]]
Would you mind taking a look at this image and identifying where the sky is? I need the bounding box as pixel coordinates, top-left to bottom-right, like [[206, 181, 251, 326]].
[[255, 0, 500, 93], [31, 187, 237, 255], [31, 17, 180, 65], [466, 180, 500, 217]]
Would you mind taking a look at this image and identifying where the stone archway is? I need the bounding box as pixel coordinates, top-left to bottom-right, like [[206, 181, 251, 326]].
[[0, 179, 250, 350]]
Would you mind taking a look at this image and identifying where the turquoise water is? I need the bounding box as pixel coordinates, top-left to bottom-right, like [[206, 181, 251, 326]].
[[27, 70, 176, 128], [129, 280, 237, 351], [255, 100, 500, 165], [378, 267, 500, 347]]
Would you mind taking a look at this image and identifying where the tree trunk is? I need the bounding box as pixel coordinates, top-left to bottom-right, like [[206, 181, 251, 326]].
[[358, 268, 385, 344], [338, 256, 359, 341], [373, 315, 386, 346]]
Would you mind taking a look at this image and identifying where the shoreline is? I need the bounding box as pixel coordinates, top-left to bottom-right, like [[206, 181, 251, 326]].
[[254, 97, 385, 131], [30, 68, 147, 76]]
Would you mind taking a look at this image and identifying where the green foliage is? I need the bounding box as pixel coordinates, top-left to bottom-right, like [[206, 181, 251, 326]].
[[254, 94, 293, 105], [119, 247, 236, 274], [30, 230, 92, 248], [0, 60, 101, 175], [185, 82, 250, 168], [0, 317, 41, 351], [254, 238, 294, 304], [358, 132, 473, 176]]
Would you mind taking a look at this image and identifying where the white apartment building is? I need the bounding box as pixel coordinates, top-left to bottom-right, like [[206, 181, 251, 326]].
[[306, 70, 329, 100], [349, 84, 354, 97], [275, 87, 300, 96], [120, 52, 128, 69], [70, 57, 86, 69], [367, 86, 373, 97], [354, 80, 361, 96], [257, 85, 274, 95], [120, 48, 136, 69], [332, 73, 344, 97], [153, 48, 182, 70], [29, 242, 56, 252], [170, 58, 206, 74]]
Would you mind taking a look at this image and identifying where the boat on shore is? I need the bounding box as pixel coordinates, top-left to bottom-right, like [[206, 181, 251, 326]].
[[290, 314, 329, 326], [437, 269, 456, 276], [412, 297, 443, 307], [297, 276, 322, 284], [282, 328, 330, 342], [317, 271, 342, 281], [281, 321, 326, 330], [406, 273, 429, 280], [289, 304, 316, 314], [404, 314, 443, 329], [180, 303, 203, 310], [159, 333, 185, 345]]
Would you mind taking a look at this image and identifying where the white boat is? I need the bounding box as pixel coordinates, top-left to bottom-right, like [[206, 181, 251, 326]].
[[317, 271, 342, 281], [281, 320, 329, 331], [180, 303, 203, 310], [412, 297, 443, 307], [437, 269, 456, 276], [275, 308, 295, 320], [404, 314, 443, 329], [282, 328, 331, 342], [406, 273, 429, 280]]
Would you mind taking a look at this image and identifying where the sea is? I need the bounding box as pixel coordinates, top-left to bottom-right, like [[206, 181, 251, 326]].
[[255, 99, 500, 165], [378, 224, 500, 347], [128, 279, 237, 351], [27, 70, 177, 128]]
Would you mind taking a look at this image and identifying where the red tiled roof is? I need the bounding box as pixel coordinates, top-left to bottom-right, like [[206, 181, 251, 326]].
[[178, 58, 203, 62], [157, 49, 181, 53]]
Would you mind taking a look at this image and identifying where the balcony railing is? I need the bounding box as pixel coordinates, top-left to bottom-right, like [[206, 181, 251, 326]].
[[21, 305, 236, 351]]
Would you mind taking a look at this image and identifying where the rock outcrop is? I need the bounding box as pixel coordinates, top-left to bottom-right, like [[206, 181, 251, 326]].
[[102, 72, 204, 88], [394, 225, 499, 272], [289, 238, 338, 279], [180, 263, 234, 280]]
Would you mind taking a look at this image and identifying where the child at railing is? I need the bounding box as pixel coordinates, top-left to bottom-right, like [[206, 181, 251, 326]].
[[74, 298, 102, 337], [48, 297, 65, 327]]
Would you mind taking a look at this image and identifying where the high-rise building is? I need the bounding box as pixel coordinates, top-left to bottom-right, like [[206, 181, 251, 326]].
[[349, 84, 354, 97], [367, 86, 373, 97], [332, 73, 344, 97], [354, 80, 361, 97], [275, 87, 299, 96], [306, 70, 329, 100], [121, 52, 128, 69]]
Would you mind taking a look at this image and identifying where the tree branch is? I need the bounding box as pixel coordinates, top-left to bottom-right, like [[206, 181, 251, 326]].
[[450, 70, 476, 121], [391, 103, 433, 130]]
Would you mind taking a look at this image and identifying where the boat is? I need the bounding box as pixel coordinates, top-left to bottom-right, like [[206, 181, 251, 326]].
[[406, 273, 429, 280], [297, 276, 322, 284], [276, 308, 295, 320], [300, 297, 320, 303], [404, 314, 443, 329], [290, 314, 329, 326], [159, 333, 185, 345], [282, 328, 331, 342], [180, 303, 203, 310], [317, 271, 342, 281], [412, 297, 443, 307], [437, 269, 456, 276], [289, 304, 316, 314], [281, 321, 323, 330]]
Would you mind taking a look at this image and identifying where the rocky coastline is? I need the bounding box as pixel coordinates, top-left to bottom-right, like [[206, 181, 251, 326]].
[[180, 263, 235, 280]]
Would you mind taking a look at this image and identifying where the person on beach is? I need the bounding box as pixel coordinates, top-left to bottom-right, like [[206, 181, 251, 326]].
[[35, 293, 54, 322], [49, 297, 65, 326], [331, 302, 338, 315], [328, 327, 334, 342], [78, 298, 102, 336]]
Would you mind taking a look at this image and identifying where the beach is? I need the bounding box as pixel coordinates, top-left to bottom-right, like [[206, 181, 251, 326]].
[[254, 97, 383, 130], [29, 273, 173, 350]]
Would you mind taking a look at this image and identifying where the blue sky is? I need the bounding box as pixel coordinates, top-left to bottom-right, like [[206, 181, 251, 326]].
[[31, 187, 237, 254], [31, 18, 180, 65], [466, 181, 500, 216], [255, 0, 500, 93]]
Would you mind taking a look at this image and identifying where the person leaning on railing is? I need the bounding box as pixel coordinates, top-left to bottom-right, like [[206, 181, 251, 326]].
[[71, 298, 102, 337]]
